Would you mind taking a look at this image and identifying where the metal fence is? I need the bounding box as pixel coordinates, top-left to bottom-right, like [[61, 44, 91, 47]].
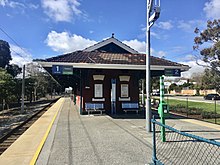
[[152, 96, 220, 125], [151, 118, 220, 165]]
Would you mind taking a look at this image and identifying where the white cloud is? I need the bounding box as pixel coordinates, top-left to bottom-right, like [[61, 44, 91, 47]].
[[204, 0, 220, 19], [41, 0, 82, 22], [150, 31, 161, 39], [0, 0, 38, 10], [151, 48, 167, 58], [10, 44, 33, 67], [45, 31, 97, 53], [0, 0, 25, 8], [180, 60, 206, 78], [45, 33, 168, 59], [155, 21, 173, 30], [28, 3, 39, 9], [122, 39, 146, 53], [177, 20, 205, 33]]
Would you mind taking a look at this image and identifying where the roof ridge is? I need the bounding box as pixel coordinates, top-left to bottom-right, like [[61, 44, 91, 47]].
[[83, 37, 110, 51], [83, 36, 139, 54]]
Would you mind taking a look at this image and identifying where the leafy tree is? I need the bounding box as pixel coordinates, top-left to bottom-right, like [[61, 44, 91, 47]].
[[6, 64, 22, 77], [202, 68, 220, 92], [26, 63, 51, 101], [151, 77, 160, 90], [191, 72, 204, 95], [0, 68, 16, 109], [0, 40, 11, 68], [25, 77, 35, 103], [194, 19, 220, 74], [14, 79, 22, 103], [169, 83, 177, 92], [180, 82, 194, 89]]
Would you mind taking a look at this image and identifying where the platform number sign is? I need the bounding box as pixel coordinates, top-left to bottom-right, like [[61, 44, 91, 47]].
[[164, 69, 181, 77], [52, 65, 73, 75]]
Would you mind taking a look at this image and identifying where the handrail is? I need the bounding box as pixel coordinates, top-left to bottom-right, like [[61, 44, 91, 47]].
[[151, 118, 220, 147]]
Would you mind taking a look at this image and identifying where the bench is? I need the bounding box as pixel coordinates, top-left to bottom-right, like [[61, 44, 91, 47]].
[[85, 103, 105, 115], [122, 102, 140, 114]]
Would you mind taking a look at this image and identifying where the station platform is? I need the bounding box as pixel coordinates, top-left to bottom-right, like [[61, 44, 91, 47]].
[[0, 98, 220, 165]]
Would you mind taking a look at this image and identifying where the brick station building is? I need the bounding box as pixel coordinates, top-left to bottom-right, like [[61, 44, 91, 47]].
[[39, 35, 189, 114]]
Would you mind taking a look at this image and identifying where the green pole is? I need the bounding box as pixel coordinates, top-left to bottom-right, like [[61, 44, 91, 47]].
[[160, 76, 166, 142]]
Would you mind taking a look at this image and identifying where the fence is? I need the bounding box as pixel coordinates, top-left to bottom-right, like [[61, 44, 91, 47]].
[[152, 96, 220, 125], [151, 118, 220, 165]]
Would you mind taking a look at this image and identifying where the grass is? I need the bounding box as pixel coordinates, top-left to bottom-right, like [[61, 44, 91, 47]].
[[204, 118, 220, 124], [166, 99, 220, 114]]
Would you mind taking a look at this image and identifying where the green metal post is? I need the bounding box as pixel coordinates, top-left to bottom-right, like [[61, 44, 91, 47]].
[[186, 97, 188, 117], [215, 100, 217, 124], [160, 76, 166, 142]]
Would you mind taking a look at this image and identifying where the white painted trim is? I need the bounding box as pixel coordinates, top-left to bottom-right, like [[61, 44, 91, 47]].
[[119, 76, 130, 82], [92, 98, 105, 101], [84, 38, 139, 54], [119, 97, 131, 101], [38, 61, 190, 71], [93, 75, 105, 81]]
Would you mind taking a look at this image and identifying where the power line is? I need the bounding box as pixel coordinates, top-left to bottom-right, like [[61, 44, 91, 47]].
[[0, 27, 30, 58], [0, 27, 61, 88]]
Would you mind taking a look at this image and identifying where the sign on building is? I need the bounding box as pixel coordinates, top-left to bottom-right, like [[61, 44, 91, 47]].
[[164, 69, 181, 77], [52, 65, 73, 75]]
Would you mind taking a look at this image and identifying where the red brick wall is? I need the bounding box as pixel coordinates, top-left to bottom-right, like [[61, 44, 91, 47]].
[[81, 69, 140, 114]]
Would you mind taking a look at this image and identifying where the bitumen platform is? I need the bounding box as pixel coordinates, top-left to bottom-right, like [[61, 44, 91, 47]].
[[0, 97, 220, 165]]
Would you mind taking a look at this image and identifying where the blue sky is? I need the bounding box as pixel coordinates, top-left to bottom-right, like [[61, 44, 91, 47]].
[[0, 0, 220, 77]]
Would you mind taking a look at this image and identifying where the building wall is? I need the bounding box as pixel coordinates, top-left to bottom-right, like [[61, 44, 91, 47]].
[[81, 69, 140, 114]]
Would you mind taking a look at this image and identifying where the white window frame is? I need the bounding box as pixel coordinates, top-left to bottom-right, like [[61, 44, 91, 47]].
[[121, 84, 129, 98], [94, 84, 103, 98]]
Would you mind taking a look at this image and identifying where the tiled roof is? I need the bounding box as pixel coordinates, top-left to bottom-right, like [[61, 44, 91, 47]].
[[45, 51, 187, 67]]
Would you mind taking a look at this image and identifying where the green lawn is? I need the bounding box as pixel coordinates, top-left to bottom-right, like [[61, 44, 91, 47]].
[[204, 118, 220, 124], [166, 99, 220, 114]]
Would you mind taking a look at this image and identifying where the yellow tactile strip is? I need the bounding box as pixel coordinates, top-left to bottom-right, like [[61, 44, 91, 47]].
[[180, 119, 220, 130], [0, 98, 64, 165]]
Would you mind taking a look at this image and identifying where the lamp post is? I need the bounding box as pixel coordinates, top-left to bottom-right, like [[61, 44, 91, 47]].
[[146, 0, 161, 132]]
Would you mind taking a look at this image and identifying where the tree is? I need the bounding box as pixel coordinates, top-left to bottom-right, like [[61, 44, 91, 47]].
[[6, 64, 22, 77], [0, 68, 16, 109], [202, 68, 220, 92], [194, 19, 220, 74], [151, 77, 160, 90], [26, 63, 51, 101], [191, 72, 204, 95], [0, 40, 12, 68]]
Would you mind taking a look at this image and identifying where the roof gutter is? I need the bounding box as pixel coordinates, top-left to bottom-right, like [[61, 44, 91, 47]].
[[37, 61, 190, 71]]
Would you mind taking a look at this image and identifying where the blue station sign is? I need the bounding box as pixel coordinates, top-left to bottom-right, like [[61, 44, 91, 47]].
[[52, 65, 73, 75], [164, 69, 181, 77]]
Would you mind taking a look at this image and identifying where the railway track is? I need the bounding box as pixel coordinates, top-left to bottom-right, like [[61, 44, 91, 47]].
[[0, 99, 58, 155]]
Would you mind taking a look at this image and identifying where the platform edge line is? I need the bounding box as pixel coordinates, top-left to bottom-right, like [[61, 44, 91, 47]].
[[29, 99, 63, 165]]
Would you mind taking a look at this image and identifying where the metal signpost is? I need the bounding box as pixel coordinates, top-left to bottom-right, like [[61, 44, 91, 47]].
[[158, 76, 169, 142], [157, 70, 180, 141], [146, 0, 161, 132]]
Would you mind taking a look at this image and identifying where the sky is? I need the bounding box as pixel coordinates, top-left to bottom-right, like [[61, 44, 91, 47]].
[[0, 0, 220, 78]]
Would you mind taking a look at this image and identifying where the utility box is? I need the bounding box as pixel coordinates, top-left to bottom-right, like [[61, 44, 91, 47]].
[[158, 102, 169, 118]]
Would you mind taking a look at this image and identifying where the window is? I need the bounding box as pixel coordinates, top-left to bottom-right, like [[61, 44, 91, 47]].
[[94, 84, 103, 98], [121, 84, 129, 97]]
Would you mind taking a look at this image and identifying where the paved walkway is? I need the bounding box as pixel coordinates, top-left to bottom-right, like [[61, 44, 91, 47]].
[[1, 97, 220, 165], [37, 98, 152, 165]]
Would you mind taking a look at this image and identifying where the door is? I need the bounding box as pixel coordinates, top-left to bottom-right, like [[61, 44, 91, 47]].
[[111, 79, 116, 114]]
